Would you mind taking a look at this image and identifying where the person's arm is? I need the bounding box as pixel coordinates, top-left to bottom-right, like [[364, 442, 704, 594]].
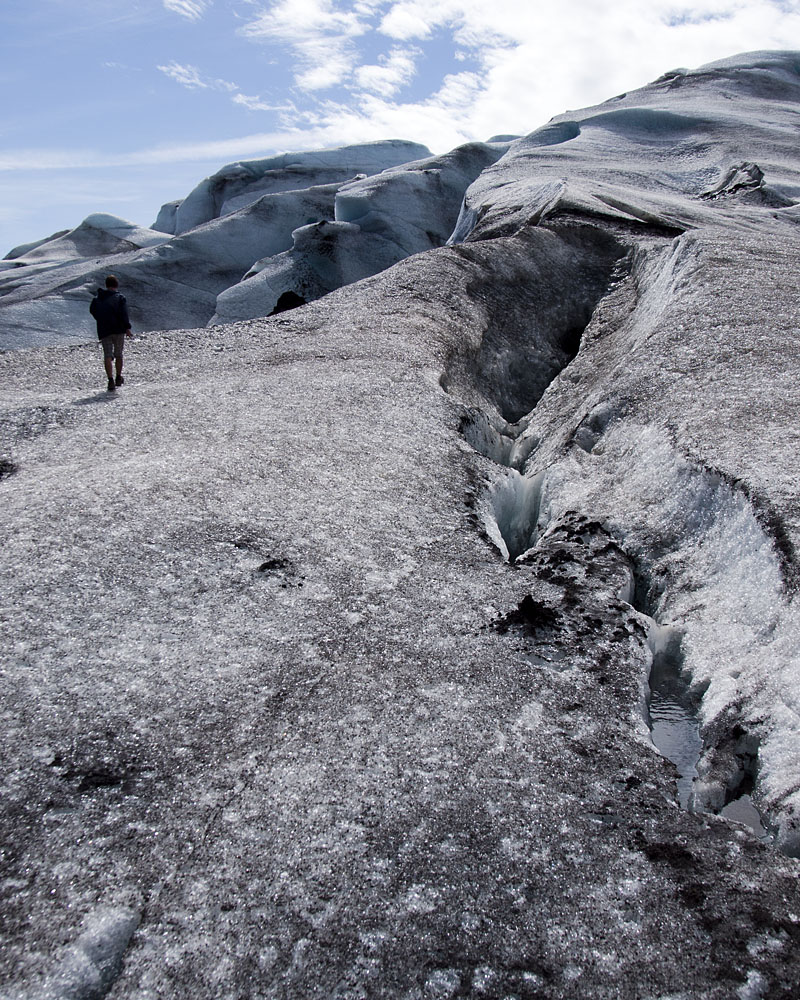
[[119, 296, 132, 337]]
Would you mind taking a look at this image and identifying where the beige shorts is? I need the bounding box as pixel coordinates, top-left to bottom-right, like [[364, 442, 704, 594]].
[[100, 334, 125, 360]]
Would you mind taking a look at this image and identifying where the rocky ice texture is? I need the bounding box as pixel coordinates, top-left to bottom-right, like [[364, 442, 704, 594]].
[[3, 51, 800, 999]]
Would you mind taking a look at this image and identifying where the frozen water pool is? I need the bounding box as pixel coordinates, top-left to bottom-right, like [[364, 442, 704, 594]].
[[646, 623, 702, 809], [720, 794, 770, 841], [646, 621, 772, 843], [648, 678, 703, 810]]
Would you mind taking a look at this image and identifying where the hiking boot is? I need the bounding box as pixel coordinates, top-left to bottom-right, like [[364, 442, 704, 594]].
[[107, 379, 116, 392], [115, 375, 124, 386]]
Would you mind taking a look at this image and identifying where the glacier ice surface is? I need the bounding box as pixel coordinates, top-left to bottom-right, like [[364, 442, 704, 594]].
[[3, 49, 800, 999]]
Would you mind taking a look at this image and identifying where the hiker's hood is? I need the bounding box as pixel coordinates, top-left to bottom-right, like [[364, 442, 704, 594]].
[[95, 287, 119, 298]]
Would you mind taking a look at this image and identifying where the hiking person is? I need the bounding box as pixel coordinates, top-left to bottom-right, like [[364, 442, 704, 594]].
[[89, 275, 132, 392]]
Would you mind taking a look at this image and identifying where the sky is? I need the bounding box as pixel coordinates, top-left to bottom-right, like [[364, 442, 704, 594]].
[[1, 0, 799, 254]]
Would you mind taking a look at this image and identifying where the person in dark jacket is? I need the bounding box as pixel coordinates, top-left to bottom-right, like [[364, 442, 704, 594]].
[[89, 275, 132, 392]]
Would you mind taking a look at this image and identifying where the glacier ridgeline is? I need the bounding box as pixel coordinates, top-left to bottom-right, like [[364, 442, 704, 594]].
[[3, 50, 800, 999], [0, 138, 510, 347]]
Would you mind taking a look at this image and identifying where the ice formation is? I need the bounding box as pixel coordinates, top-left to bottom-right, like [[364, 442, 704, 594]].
[[0, 140, 433, 346], [167, 139, 431, 234], [210, 141, 509, 324], [2, 50, 800, 999]]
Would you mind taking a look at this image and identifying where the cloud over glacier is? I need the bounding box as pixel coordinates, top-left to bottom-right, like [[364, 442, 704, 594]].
[[1, 0, 800, 254], [154, 0, 800, 169], [162, 0, 210, 20]]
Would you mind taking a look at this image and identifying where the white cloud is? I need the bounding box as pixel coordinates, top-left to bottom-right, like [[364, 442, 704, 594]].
[[366, 0, 800, 141], [233, 93, 296, 112], [241, 0, 371, 90], [230, 0, 800, 150], [163, 0, 210, 20], [379, 5, 432, 40], [158, 61, 238, 93], [355, 47, 418, 96], [5, 3, 800, 174], [297, 47, 357, 89], [158, 62, 208, 88], [279, 68, 494, 153]]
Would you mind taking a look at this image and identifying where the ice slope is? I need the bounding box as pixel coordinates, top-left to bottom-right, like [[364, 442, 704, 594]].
[[333, 141, 510, 254], [2, 51, 800, 999], [0, 139, 506, 342], [0, 215, 169, 270], [2, 230, 800, 999], [209, 219, 410, 323], [0, 216, 173, 349], [438, 50, 800, 856], [460, 225, 800, 853], [3, 230, 71, 262], [453, 50, 800, 243], [0, 186, 341, 345]]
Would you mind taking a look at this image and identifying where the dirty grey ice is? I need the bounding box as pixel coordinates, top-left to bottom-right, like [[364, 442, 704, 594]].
[[2, 51, 800, 999]]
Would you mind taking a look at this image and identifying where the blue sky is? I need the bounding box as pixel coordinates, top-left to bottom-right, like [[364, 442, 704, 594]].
[[1, 0, 799, 254]]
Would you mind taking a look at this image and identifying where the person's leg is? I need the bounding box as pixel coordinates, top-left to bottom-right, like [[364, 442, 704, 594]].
[[114, 334, 125, 384], [100, 337, 116, 389]]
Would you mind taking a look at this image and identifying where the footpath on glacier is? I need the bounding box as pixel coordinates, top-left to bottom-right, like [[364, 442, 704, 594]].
[[1, 50, 800, 999]]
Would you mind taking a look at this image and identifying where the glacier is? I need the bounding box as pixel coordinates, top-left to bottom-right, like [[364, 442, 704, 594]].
[[2, 50, 800, 999]]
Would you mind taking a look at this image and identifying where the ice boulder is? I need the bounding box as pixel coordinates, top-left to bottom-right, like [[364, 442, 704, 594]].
[[211, 220, 408, 323], [152, 199, 182, 235], [137, 180, 342, 289], [334, 141, 511, 255]]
